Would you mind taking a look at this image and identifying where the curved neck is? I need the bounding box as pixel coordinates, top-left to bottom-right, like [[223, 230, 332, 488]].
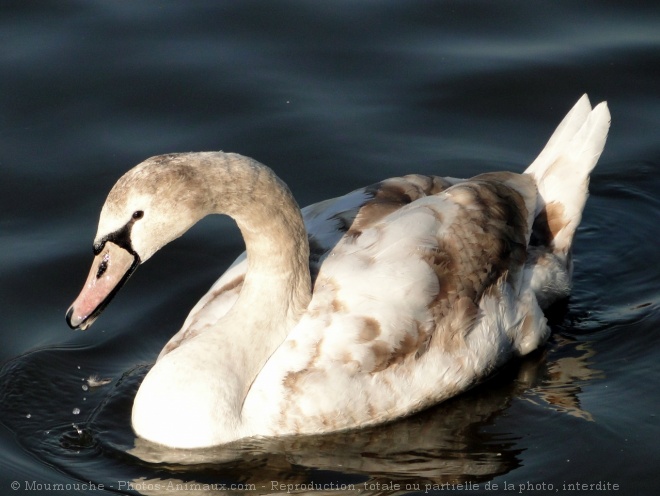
[[208, 152, 312, 322], [132, 153, 312, 447], [208, 154, 313, 433]]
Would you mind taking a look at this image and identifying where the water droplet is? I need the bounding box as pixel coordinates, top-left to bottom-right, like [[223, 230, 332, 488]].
[[26, 413, 31, 419], [77, 365, 81, 370], [82, 384, 88, 391], [72, 407, 80, 415]]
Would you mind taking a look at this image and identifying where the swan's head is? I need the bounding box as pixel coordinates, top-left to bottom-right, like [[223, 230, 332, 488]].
[[66, 153, 213, 330]]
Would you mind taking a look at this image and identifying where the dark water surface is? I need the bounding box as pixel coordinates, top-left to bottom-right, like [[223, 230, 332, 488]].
[[1, 2, 659, 495]]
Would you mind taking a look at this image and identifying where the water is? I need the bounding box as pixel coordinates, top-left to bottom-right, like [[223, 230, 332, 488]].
[[1, 1, 658, 495]]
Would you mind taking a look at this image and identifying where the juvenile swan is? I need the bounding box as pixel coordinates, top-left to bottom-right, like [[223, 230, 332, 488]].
[[67, 96, 610, 448]]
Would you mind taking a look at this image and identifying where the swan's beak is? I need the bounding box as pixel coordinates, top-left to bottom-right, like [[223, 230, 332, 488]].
[[66, 241, 139, 330]]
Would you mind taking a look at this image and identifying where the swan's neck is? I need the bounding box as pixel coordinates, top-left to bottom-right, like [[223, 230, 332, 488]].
[[212, 154, 312, 411], [132, 152, 312, 447], [219, 153, 312, 324]]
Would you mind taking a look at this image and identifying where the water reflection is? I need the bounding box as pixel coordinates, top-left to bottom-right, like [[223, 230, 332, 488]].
[[0, 329, 602, 494], [521, 336, 604, 422]]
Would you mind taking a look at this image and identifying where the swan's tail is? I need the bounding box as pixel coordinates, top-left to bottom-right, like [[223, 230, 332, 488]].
[[525, 94, 611, 255]]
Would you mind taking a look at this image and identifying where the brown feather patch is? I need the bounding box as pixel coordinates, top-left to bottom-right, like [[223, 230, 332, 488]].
[[421, 177, 529, 352], [345, 175, 453, 236], [358, 316, 382, 342], [531, 201, 566, 247]]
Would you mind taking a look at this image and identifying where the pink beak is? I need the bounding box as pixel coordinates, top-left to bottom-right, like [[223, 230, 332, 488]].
[[66, 241, 138, 330]]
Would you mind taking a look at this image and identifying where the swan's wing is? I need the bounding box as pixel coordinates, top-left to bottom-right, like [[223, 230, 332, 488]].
[[303, 174, 458, 280], [295, 171, 538, 372], [158, 174, 457, 359], [245, 171, 542, 433]]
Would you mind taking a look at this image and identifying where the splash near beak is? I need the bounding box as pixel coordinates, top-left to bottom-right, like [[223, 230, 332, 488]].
[[66, 241, 139, 330]]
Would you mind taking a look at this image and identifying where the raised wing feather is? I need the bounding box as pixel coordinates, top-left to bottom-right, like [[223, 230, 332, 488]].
[[292, 172, 536, 372]]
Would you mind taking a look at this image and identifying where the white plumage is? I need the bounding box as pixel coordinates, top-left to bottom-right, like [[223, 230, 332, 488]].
[[66, 95, 610, 448]]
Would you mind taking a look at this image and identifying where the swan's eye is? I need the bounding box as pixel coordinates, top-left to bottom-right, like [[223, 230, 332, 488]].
[[132, 210, 144, 220]]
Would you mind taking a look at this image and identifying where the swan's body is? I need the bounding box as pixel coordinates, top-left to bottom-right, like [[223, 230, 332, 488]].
[[67, 96, 610, 448]]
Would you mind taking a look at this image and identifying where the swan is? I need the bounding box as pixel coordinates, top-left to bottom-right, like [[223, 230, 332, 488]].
[[66, 95, 610, 449]]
